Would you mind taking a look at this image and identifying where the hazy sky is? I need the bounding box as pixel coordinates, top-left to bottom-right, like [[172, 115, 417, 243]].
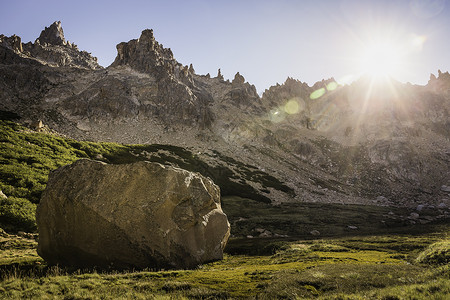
[[1, 0, 449, 93]]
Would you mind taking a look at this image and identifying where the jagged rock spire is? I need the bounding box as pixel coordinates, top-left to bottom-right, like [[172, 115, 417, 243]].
[[232, 72, 245, 85], [216, 68, 224, 80], [111, 29, 176, 79], [36, 21, 66, 46]]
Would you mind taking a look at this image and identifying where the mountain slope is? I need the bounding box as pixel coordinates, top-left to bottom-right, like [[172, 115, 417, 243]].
[[1, 21, 449, 208]]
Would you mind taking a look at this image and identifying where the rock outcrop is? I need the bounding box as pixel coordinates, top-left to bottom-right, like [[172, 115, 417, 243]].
[[36, 21, 67, 46], [0, 34, 23, 53], [108, 29, 214, 127], [111, 29, 177, 80], [0, 21, 100, 69], [37, 159, 230, 269]]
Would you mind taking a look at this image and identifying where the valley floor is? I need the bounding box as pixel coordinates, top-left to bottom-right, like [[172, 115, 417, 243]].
[[0, 222, 449, 299]]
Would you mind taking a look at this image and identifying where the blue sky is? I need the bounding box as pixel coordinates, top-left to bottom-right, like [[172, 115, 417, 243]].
[[1, 0, 449, 93]]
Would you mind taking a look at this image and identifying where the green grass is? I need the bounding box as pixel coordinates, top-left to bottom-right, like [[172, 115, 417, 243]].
[[416, 240, 450, 265], [0, 197, 36, 232], [0, 227, 448, 299], [0, 120, 128, 204]]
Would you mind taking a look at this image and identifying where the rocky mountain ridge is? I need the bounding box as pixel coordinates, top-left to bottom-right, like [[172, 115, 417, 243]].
[[1, 21, 100, 69], [1, 21, 449, 210]]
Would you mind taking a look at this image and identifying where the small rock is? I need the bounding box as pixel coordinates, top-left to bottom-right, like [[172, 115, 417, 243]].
[[438, 203, 447, 208], [274, 233, 289, 238], [347, 225, 358, 230], [376, 196, 387, 202], [310, 230, 321, 236], [246, 235, 254, 239], [259, 231, 272, 238], [416, 204, 425, 211], [31, 120, 44, 131], [388, 211, 395, 215], [409, 212, 420, 219], [441, 185, 450, 192], [0, 190, 6, 199], [255, 228, 265, 233]]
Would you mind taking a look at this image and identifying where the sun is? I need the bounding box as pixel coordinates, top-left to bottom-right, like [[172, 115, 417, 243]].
[[358, 40, 403, 79]]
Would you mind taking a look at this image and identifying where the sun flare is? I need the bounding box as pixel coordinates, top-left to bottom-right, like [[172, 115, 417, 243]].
[[359, 41, 402, 79]]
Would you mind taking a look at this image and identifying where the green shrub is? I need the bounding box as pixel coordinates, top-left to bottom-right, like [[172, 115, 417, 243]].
[[416, 240, 450, 265], [262, 241, 290, 255], [0, 197, 37, 232]]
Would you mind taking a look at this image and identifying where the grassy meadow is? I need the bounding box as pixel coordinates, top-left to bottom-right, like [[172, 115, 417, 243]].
[[0, 118, 449, 299], [1, 227, 449, 299]]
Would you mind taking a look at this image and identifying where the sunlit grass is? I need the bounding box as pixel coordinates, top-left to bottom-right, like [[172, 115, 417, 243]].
[[0, 228, 448, 299]]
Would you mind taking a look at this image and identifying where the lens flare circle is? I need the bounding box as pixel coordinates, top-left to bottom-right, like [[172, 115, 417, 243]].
[[310, 88, 326, 100], [284, 99, 300, 114]]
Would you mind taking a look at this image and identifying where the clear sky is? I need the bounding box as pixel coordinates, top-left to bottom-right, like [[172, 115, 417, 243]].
[[1, 0, 449, 93]]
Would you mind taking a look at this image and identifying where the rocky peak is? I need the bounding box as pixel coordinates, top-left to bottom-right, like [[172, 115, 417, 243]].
[[216, 68, 224, 80], [0, 34, 23, 53], [107, 29, 216, 127], [428, 70, 450, 94], [138, 29, 156, 45], [311, 77, 337, 91], [232, 72, 245, 85], [262, 77, 311, 107], [36, 21, 66, 46], [0, 21, 101, 70], [111, 29, 179, 80], [189, 63, 195, 74]]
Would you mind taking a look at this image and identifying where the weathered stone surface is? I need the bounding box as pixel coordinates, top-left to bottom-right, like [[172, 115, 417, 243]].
[[310, 230, 321, 236], [37, 159, 230, 269], [0, 21, 101, 70], [112, 29, 173, 78], [36, 21, 67, 46], [441, 185, 450, 192], [0, 34, 23, 52], [232, 72, 245, 85], [108, 29, 214, 127]]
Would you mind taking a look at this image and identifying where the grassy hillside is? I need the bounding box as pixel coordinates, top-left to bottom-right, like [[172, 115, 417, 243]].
[[0, 120, 131, 232]]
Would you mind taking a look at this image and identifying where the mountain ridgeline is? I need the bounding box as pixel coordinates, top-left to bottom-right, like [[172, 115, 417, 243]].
[[1, 21, 449, 209]]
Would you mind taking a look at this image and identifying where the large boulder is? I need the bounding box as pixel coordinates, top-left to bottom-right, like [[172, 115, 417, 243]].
[[36, 159, 230, 269]]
